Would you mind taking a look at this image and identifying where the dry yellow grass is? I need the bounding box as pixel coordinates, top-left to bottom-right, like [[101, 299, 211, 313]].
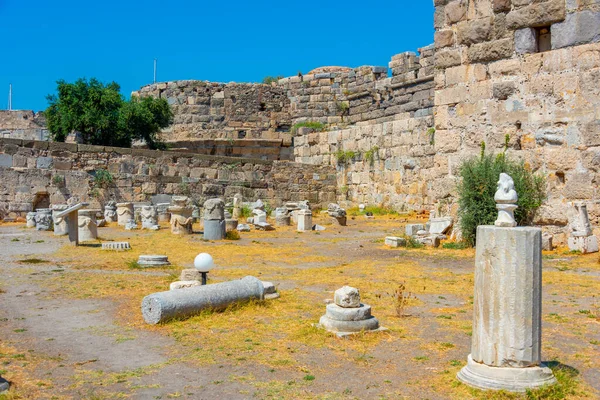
[[17, 216, 597, 399]]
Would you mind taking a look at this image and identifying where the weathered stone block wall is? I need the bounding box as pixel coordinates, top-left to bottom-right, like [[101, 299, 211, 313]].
[[0, 138, 337, 219], [432, 0, 600, 242], [292, 47, 437, 211], [0, 111, 48, 141], [133, 81, 292, 142]]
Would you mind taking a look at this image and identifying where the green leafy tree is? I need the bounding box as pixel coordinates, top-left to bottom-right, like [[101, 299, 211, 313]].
[[118, 96, 173, 150], [457, 139, 546, 247], [45, 78, 173, 149]]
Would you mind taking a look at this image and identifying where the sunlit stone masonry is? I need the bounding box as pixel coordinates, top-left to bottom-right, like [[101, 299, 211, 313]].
[[457, 174, 556, 392]]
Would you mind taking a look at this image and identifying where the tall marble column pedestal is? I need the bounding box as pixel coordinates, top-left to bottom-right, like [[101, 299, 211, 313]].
[[457, 226, 556, 392]]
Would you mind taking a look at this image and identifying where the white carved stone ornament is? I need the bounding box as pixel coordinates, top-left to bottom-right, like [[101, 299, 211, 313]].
[[494, 173, 518, 227]]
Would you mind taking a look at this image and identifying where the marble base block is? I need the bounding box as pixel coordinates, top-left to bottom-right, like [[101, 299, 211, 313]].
[[458, 355, 557, 392], [568, 235, 598, 254]]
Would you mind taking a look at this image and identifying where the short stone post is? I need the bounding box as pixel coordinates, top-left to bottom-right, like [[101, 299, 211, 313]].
[[457, 173, 556, 392], [78, 209, 99, 242], [168, 196, 193, 235], [52, 205, 69, 236], [34, 208, 53, 231], [140, 205, 159, 230], [203, 198, 225, 240], [26, 212, 37, 228], [116, 202, 134, 226], [297, 209, 312, 231], [104, 201, 117, 223]]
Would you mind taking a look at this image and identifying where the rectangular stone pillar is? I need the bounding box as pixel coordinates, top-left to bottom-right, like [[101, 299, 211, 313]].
[[472, 226, 542, 368]]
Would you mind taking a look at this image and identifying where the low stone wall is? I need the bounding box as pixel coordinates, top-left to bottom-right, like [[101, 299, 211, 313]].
[[165, 138, 293, 161], [0, 138, 337, 219]]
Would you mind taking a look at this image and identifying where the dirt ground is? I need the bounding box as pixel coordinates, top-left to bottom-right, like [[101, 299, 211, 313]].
[[0, 214, 599, 400]]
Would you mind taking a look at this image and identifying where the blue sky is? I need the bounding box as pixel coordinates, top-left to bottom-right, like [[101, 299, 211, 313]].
[[0, 1, 434, 112]]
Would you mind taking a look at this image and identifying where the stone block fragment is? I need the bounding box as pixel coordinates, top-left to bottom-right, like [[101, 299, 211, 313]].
[[385, 236, 407, 247], [334, 286, 361, 308], [515, 28, 538, 54], [552, 10, 600, 49], [405, 224, 425, 236]]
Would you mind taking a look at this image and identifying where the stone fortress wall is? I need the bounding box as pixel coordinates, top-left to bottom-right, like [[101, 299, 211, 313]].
[[0, 137, 337, 219], [1, 0, 600, 242], [0, 110, 48, 141], [431, 0, 600, 242], [293, 0, 600, 243]]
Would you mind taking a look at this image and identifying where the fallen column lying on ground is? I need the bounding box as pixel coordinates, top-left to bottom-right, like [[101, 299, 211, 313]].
[[141, 276, 264, 324]]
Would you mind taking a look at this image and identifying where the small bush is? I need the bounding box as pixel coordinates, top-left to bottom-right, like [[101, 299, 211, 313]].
[[364, 146, 379, 165], [52, 175, 65, 186], [335, 150, 357, 165], [347, 205, 397, 216], [457, 140, 546, 247], [291, 121, 326, 135], [406, 236, 424, 249], [93, 169, 114, 189], [262, 76, 283, 85], [225, 230, 240, 240]]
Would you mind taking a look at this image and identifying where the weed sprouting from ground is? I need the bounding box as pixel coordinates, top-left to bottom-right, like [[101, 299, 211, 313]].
[[387, 282, 415, 317], [225, 230, 241, 240]]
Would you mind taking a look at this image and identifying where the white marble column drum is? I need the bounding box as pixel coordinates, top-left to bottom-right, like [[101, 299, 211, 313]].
[[457, 225, 556, 392]]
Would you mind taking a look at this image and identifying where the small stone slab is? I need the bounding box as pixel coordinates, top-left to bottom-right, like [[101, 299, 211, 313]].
[[326, 303, 372, 321], [101, 242, 131, 251], [254, 222, 274, 231], [568, 235, 598, 254], [385, 236, 406, 247], [312, 224, 326, 231], [237, 224, 251, 232], [429, 217, 453, 234], [170, 280, 201, 290], [138, 255, 170, 267]]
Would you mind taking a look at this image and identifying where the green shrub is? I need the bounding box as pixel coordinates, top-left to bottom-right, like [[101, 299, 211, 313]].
[[225, 230, 241, 240], [364, 146, 379, 164], [262, 76, 283, 85], [93, 169, 114, 188], [335, 150, 357, 165], [457, 140, 546, 247], [291, 121, 326, 135]]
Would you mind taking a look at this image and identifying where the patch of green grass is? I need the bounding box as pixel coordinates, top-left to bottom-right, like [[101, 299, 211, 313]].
[[13, 329, 27, 333], [442, 242, 469, 250], [303, 374, 315, 381], [127, 260, 142, 270], [406, 236, 424, 249], [414, 356, 429, 361], [437, 314, 453, 320], [11, 238, 19, 242], [290, 121, 326, 134]]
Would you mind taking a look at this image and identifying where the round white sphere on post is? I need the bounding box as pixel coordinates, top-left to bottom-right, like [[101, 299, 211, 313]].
[[194, 253, 214, 273]]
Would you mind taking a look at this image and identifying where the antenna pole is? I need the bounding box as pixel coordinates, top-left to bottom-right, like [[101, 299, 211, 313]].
[[8, 84, 12, 111], [153, 59, 157, 84]]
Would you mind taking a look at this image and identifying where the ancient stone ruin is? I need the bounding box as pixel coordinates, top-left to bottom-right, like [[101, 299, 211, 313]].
[[318, 286, 382, 337], [457, 174, 556, 392]]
